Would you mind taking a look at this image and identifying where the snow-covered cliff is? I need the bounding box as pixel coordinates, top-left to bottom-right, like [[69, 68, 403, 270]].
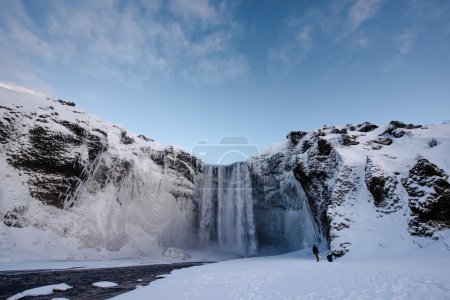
[[1, 86, 449, 262]]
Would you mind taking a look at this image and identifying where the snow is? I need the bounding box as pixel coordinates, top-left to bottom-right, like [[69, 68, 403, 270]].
[[93, 281, 119, 288], [112, 246, 450, 300], [7, 283, 72, 300]]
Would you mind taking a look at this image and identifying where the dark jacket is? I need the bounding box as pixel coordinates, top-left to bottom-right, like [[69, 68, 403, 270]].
[[312, 245, 319, 255]]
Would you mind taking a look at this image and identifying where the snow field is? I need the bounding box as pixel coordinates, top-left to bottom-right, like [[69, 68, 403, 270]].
[[112, 250, 450, 300]]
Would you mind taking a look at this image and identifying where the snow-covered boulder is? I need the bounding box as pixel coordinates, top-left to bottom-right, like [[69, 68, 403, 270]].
[[163, 247, 191, 260]]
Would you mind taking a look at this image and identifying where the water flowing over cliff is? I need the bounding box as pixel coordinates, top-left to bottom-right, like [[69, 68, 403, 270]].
[[198, 163, 257, 256]]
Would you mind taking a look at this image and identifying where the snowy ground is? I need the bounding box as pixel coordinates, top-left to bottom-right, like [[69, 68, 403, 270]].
[[112, 246, 450, 300]]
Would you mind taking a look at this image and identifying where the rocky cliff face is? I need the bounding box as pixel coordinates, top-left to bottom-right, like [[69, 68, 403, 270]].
[[0, 88, 205, 259], [1, 87, 449, 261], [283, 121, 450, 256]]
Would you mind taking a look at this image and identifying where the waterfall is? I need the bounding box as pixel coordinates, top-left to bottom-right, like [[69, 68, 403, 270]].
[[198, 162, 257, 256], [199, 165, 215, 246]]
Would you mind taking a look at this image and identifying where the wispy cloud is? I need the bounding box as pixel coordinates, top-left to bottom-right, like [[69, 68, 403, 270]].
[[0, 0, 247, 85], [0, 81, 48, 97], [268, 21, 314, 69], [269, 0, 384, 70], [393, 31, 415, 54], [347, 0, 383, 33]]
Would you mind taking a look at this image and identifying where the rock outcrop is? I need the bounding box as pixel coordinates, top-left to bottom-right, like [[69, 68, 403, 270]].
[[365, 157, 401, 214], [402, 159, 450, 236]]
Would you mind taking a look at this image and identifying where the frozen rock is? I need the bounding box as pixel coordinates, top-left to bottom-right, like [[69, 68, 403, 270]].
[[92, 281, 118, 288], [402, 158, 450, 236], [163, 247, 191, 260], [7, 283, 72, 300]]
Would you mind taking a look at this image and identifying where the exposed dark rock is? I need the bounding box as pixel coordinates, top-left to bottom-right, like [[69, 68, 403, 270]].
[[382, 121, 422, 138], [293, 162, 309, 187], [286, 131, 307, 146], [334, 243, 351, 257], [371, 144, 382, 150], [293, 150, 339, 250], [392, 129, 405, 138], [149, 150, 165, 166], [6, 123, 106, 208], [317, 138, 332, 156], [367, 176, 385, 203], [162, 147, 201, 183], [390, 120, 422, 129], [373, 137, 393, 145], [340, 134, 359, 146], [339, 128, 347, 134], [356, 122, 378, 132], [120, 131, 134, 145], [0, 105, 13, 111], [402, 159, 450, 236], [54, 119, 86, 138], [365, 157, 401, 213], [93, 128, 107, 137], [346, 124, 356, 131], [0, 119, 12, 144], [57, 99, 76, 106], [138, 134, 154, 142], [428, 138, 438, 148], [265, 152, 284, 175], [3, 206, 26, 228], [86, 134, 105, 162], [317, 129, 326, 137], [302, 140, 312, 153], [330, 127, 340, 134]]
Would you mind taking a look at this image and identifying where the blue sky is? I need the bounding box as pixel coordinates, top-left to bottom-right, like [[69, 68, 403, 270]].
[[1, 0, 449, 162]]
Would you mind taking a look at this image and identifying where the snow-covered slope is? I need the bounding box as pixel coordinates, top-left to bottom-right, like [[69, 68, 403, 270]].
[[280, 122, 450, 257], [1, 86, 449, 263], [0, 87, 203, 261]]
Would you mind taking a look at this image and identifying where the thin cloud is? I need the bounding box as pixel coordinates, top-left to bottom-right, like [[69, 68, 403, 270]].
[[348, 0, 383, 33], [0, 81, 48, 97], [268, 0, 384, 71], [268, 22, 314, 69], [393, 31, 414, 54], [0, 0, 247, 85]]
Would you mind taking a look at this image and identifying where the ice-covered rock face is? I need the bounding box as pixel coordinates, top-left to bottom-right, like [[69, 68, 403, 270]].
[[1, 87, 450, 260], [249, 152, 325, 253], [0, 88, 206, 259], [289, 122, 450, 256]]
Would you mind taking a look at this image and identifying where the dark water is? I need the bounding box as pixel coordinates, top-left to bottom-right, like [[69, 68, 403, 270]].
[[0, 262, 205, 300]]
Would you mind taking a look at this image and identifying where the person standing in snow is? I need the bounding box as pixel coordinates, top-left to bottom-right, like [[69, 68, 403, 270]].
[[312, 244, 319, 262], [327, 253, 333, 262]]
